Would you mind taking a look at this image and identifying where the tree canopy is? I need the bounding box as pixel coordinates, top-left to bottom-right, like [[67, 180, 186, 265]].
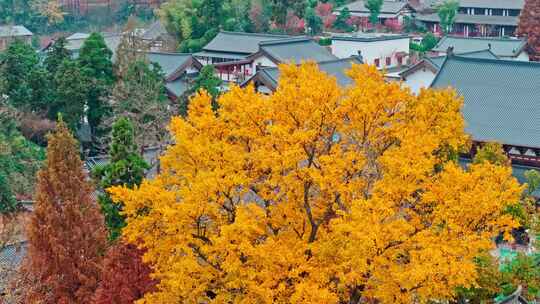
[[365, 0, 383, 25], [0, 40, 44, 111], [23, 120, 106, 303], [157, 0, 225, 52], [92, 242, 157, 304], [437, 0, 459, 34], [93, 117, 148, 241], [43, 36, 71, 75], [110, 63, 523, 304], [0, 102, 44, 208], [517, 0, 540, 61], [111, 59, 169, 152], [79, 32, 115, 141], [183, 65, 222, 115]]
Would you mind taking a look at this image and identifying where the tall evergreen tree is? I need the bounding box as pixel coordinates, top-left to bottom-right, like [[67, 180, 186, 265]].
[[114, 25, 149, 79], [267, 0, 305, 27], [23, 120, 107, 304], [112, 60, 169, 152], [365, 0, 383, 26], [0, 101, 44, 205], [200, 0, 226, 29], [305, 5, 323, 34], [44, 37, 71, 74], [92, 118, 153, 303], [0, 40, 47, 112], [78, 33, 115, 141], [0, 172, 17, 213], [50, 60, 90, 131], [93, 117, 148, 241], [437, 0, 459, 34], [183, 64, 222, 115], [517, 0, 540, 61]]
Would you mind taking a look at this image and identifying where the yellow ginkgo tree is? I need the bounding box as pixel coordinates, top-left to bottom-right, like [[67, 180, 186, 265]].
[[110, 63, 523, 304]]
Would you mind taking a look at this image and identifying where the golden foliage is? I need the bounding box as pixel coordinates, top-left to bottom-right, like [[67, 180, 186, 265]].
[[31, 0, 65, 25], [110, 63, 523, 304]]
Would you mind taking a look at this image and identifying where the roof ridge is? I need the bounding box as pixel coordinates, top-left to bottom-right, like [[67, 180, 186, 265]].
[[428, 55, 449, 87], [332, 34, 410, 42], [219, 30, 293, 38], [443, 35, 525, 42], [259, 56, 361, 69], [259, 37, 312, 46], [146, 51, 192, 56], [459, 48, 490, 54], [450, 54, 540, 66], [317, 56, 364, 64]]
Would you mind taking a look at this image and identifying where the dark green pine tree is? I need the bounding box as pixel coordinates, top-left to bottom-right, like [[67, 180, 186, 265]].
[[44, 37, 71, 74], [0, 172, 17, 214], [0, 40, 48, 112], [305, 6, 323, 35], [50, 60, 90, 131], [183, 65, 222, 115], [93, 117, 148, 240], [199, 0, 226, 30], [78, 33, 115, 141]]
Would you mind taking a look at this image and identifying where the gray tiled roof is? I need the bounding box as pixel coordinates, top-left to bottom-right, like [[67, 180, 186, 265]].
[[65, 32, 122, 59], [258, 56, 363, 88], [0, 25, 32, 38], [142, 20, 168, 40], [425, 49, 498, 69], [202, 31, 293, 55], [332, 33, 410, 42], [416, 13, 519, 26], [259, 38, 337, 63], [433, 36, 526, 57], [431, 56, 540, 149], [166, 78, 189, 97], [424, 0, 524, 10], [146, 52, 192, 78], [425, 55, 446, 69], [458, 0, 524, 10], [193, 50, 247, 60], [458, 49, 500, 59], [0, 242, 27, 271], [342, 0, 409, 13], [85, 146, 162, 178]]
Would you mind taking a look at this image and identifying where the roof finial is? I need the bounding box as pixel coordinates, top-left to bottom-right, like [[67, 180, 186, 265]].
[[447, 46, 454, 57], [356, 50, 364, 62]]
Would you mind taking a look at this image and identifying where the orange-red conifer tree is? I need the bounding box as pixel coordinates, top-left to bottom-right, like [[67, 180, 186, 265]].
[[92, 242, 157, 304], [517, 0, 540, 60], [24, 120, 107, 304]]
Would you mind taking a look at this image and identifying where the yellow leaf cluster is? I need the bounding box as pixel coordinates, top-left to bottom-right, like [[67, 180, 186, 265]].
[[109, 63, 523, 304], [31, 0, 65, 25]]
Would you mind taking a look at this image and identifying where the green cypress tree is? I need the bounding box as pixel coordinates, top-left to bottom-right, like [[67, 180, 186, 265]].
[[335, 8, 353, 31], [44, 36, 71, 74], [365, 0, 383, 26], [0, 39, 46, 112], [50, 59, 90, 131], [93, 117, 148, 240], [78, 33, 115, 141], [183, 65, 222, 115], [0, 172, 17, 213], [305, 6, 323, 34], [437, 0, 459, 34], [112, 60, 170, 151]]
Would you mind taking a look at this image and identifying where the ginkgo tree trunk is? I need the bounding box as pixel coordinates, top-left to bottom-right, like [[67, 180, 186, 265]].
[[110, 63, 523, 304]]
